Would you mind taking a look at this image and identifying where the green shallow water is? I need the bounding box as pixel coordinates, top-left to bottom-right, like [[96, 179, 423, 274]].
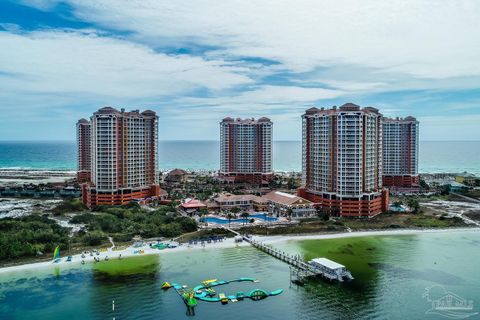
[[1, 231, 480, 319]]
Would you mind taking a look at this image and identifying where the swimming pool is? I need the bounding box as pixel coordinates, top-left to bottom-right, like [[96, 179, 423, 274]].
[[249, 214, 278, 222], [200, 213, 278, 224]]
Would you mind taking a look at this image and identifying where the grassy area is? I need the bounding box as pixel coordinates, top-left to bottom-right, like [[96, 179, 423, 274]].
[[464, 189, 480, 200], [71, 203, 198, 242], [405, 215, 463, 228], [342, 212, 467, 230], [0, 199, 198, 263], [239, 219, 343, 235], [50, 198, 88, 216], [239, 209, 469, 236], [0, 214, 71, 260]]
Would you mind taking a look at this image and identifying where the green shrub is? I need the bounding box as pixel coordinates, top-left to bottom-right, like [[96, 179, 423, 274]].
[[51, 198, 87, 216]]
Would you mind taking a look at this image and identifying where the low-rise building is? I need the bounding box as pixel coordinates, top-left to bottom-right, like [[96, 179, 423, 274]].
[[213, 193, 268, 211], [212, 191, 315, 217], [181, 198, 206, 214], [262, 191, 316, 218], [165, 169, 188, 184]]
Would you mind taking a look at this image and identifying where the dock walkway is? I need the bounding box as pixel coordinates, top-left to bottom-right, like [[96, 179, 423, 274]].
[[224, 227, 353, 282]]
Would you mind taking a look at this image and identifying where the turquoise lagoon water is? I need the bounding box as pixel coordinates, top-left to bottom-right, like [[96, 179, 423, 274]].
[[0, 140, 479, 174], [0, 231, 479, 320]]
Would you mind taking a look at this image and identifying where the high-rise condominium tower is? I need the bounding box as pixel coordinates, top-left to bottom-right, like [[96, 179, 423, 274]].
[[298, 103, 389, 217], [76, 118, 91, 183], [383, 116, 419, 188], [219, 117, 273, 184], [80, 107, 160, 207]]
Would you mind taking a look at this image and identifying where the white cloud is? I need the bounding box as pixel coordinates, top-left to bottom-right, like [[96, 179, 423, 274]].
[[0, 29, 252, 101], [2, 1, 480, 141], [176, 85, 343, 107]]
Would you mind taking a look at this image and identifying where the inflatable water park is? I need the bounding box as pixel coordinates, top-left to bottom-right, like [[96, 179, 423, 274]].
[[162, 277, 283, 312]]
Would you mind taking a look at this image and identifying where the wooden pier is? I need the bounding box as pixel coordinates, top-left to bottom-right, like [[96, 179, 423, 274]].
[[224, 227, 353, 283], [248, 238, 353, 283]]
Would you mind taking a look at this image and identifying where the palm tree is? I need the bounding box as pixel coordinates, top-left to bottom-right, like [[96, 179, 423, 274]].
[[231, 206, 241, 215], [198, 209, 204, 222], [263, 212, 268, 236], [241, 212, 250, 225], [286, 208, 293, 221], [227, 213, 234, 228]]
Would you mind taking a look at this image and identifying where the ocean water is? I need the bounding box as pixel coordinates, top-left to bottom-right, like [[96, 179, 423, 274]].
[[0, 231, 479, 320], [0, 140, 479, 174]]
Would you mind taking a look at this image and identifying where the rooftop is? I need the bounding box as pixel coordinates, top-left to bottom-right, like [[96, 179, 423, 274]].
[[93, 107, 157, 118], [168, 168, 188, 176], [339, 102, 361, 111], [304, 103, 382, 116], [214, 193, 262, 203], [310, 258, 345, 270], [181, 199, 206, 209], [262, 191, 312, 206], [95, 106, 120, 114], [384, 116, 418, 123], [221, 117, 272, 124]]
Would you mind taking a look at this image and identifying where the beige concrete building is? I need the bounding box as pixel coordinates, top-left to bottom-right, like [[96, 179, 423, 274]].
[[263, 191, 316, 218], [213, 193, 268, 211]]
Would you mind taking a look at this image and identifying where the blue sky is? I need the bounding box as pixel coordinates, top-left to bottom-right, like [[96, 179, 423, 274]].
[[1, 0, 479, 141]]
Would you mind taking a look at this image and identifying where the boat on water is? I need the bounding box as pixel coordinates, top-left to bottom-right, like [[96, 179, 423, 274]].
[[52, 245, 61, 263], [161, 282, 172, 289], [66, 256, 72, 262]]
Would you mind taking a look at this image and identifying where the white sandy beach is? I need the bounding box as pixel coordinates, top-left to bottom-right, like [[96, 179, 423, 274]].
[[0, 237, 251, 275], [0, 227, 478, 275], [256, 227, 480, 244]]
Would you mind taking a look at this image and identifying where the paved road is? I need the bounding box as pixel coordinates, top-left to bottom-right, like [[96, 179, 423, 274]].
[[108, 236, 115, 250]]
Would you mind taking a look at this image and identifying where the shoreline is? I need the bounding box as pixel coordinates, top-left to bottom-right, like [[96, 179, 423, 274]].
[[1, 227, 478, 275], [255, 226, 480, 245]]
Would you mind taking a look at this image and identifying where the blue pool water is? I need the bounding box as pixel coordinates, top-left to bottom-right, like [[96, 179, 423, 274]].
[[250, 213, 278, 221], [200, 214, 277, 224]]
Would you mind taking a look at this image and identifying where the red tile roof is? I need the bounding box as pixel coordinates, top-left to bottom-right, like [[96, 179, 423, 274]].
[[181, 199, 206, 209]]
